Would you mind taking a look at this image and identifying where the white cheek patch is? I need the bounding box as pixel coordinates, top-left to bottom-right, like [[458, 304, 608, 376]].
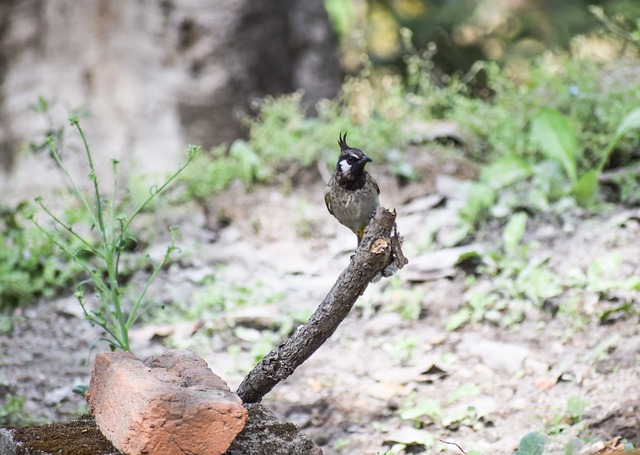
[[339, 159, 352, 173]]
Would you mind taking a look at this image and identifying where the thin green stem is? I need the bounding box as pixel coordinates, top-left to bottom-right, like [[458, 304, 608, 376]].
[[121, 155, 195, 235], [34, 200, 104, 259], [108, 160, 119, 247], [103, 246, 128, 350], [72, 119, 106, 237], [46, 138, 101, 231], [127, 251, 170, 328]]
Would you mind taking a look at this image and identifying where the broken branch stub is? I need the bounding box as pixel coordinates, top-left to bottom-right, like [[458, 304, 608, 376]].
[[236, 207, 407, 403]]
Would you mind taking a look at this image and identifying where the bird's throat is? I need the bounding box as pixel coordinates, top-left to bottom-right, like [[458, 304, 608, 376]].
[[338, 171, 367, 191]]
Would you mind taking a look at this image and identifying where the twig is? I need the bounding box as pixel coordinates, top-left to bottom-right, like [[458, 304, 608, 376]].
[[236, 207, 407, 403], [439, 439, 468, 455]]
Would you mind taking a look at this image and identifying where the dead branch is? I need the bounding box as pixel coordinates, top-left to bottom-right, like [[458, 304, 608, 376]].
[[236, 207, 407, 403]]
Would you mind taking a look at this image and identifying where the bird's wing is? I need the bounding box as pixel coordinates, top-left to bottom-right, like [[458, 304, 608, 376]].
[[371, 174, 380, 195], [324, 188, 334, 216]]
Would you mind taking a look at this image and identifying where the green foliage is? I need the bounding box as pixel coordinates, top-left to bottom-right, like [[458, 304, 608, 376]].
[[399, 389, 484, 431], [545, 395, 589, 435], [181, 35, 640, 225], [448, 212, 566, 330], [180, 65, 434, 199], [502, 211, 528, 257], [529, 106, 640, 206], [451, 57, 640, 227], [181, 142, 269, 200], [373, 276, 425, 321], [0, 203, 82, 313], [32, 109, 196, 351], [0, 393, 33, 426], [566, 396, 589, 424], [148, 271, 303, 367], [530, 108, 580, 185], [399, 397, 443, 424], [514, 432, 547, 455]]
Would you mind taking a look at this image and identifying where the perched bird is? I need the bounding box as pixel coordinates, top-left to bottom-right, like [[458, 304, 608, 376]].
[[325, 132, 380, 246]]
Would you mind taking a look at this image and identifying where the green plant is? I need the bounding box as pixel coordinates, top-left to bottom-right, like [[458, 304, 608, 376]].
[[545, 395, 590, 436], [32, 113, 197, 351], [448, 212, 565, 330], [399, 388, 483, 432], [514, 432, 547, 455], [399, 396, 443, 426], [0, 203, 82, 313], [566, 396, 589, 424], [531, 107, 640, 206], [0, 393, 34, 426], [445, 51, 640, 230]]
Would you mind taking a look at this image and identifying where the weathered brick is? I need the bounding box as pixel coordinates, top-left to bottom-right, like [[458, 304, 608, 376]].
[[87, 350, 247, 455]]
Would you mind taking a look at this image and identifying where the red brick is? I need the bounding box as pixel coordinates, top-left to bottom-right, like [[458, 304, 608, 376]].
[[87, 350, 247, 455]]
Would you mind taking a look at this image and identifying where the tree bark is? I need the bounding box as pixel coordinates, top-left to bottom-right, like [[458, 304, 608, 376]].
[[236, 207, 406, 403]]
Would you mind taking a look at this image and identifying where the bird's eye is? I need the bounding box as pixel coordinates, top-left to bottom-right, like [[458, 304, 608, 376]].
[[347, 155, 358, 164]]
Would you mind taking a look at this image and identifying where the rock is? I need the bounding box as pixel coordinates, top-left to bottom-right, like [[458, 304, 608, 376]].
[[461, 335, 529, 374], [0, 428, 17, 455], [383, 425, 433, 446], [86, 349, 247, 455], [227, 403, 323, 455], [404, 244, 483, 281]]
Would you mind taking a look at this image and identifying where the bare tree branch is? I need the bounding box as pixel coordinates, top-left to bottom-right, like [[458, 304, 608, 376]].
[[236, 207, 406, 403]]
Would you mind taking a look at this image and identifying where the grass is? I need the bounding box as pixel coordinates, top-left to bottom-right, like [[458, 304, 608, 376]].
[[0, 203, 82, 315], [0, 393, 35, 426]]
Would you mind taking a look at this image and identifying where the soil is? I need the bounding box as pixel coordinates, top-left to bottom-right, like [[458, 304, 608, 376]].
[[1, 145, 639, 455]]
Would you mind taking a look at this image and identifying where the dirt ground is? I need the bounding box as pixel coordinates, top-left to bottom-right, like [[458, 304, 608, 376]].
[[1, 146, 639, 454]]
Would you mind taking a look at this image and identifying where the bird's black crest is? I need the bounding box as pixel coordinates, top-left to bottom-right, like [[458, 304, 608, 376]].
[[338, 132, 350, 151]]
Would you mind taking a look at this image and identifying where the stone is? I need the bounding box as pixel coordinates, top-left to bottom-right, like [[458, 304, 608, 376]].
[[461, 335, 529, 374], [227, 403, 323, 455], [86, 349, 247, 455]]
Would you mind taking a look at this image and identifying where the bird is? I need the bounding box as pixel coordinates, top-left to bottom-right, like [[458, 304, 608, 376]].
[[324, 132, 380, 246]]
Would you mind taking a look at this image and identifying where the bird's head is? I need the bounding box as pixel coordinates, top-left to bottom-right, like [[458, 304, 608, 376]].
[[335, 132, 372, 180]]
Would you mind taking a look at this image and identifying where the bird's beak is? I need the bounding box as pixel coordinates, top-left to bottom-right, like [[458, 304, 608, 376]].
[[361, 156, 372, 163]]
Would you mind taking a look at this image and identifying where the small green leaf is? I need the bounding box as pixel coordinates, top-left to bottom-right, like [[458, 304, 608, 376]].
[[72, 385, 90, 396], [530, 108, 579, 183], [445, 308, 471, 331], [573, 169, 599, 207], [515, 431, 546, 455], [399, 398, 443, 422], [447, 384, 480, 404], [230, 140, 268, 185], [598, 108, 640, 172], [566, 395, 588, 421], [502, 211, 528, 256], [614, 108, 640, 137]]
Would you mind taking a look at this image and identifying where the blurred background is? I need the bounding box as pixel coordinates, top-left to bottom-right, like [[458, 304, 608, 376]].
[[0, 0, 637, 200]]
